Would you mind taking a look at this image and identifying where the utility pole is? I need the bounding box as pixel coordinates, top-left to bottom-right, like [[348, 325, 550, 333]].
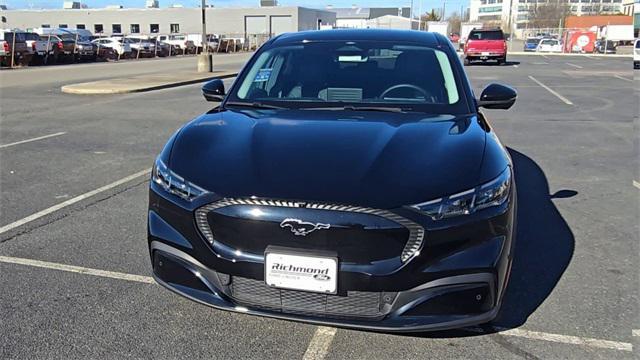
[[442, 0, 446, 20], [506, 0, 514, 43], [418, 0, 423, 30], [410, 0, 414, 28], [201, 0, 207, 54]]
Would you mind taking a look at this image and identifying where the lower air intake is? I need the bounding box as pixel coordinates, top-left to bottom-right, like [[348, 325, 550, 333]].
[[227, 275, 396, 320]]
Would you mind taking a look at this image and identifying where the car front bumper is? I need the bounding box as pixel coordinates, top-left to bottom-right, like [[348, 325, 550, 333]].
[[148, 184, 516, 332], [465, 52, 506, 60]]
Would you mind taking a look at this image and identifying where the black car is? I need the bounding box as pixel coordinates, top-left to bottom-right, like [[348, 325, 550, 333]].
[[593, 40, 617, 54], [148, 29, 518, 332]]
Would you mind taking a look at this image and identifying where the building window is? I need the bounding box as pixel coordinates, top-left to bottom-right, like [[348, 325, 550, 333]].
[[41, 24, 51, 28], [480, 6, 503, 12], [112, 24, 122, 34], [76, 24, 85, 29], [95, 24, 104, 33], [170, 23, 180, 33], [130, 24, 140, 33], [59, 24, 68, 28], [150, 24, 159, 33], [478, 14, 502, 20]]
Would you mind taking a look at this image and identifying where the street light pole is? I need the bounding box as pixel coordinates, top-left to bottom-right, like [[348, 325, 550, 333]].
[[201, 0, 207, 54], [410, 0, 414, 28], [197, 0, 213, 72], [442, 0, 446, 20]]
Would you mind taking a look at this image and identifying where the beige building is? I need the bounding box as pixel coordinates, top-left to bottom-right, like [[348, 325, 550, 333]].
[[622, 0, 634, 15], [0, 6, 336, 37]]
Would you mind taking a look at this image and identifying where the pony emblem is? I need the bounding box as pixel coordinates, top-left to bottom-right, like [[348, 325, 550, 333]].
[[280, 218, 330, 236]]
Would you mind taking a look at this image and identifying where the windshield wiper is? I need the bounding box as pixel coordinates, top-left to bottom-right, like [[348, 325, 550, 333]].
[[304, 105, 407, 113], [224, 101, 286, 110]]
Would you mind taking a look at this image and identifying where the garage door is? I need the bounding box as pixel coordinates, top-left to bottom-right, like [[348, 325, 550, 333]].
[[270, 16, 293, 36], [245, 16, 268, 35]]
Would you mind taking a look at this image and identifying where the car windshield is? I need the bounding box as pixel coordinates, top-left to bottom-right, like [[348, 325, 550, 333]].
[[526, 39, 539, 44], [228, 40, 464, 113], [468, 30, 503, 41], [636, 41, 640, 49]]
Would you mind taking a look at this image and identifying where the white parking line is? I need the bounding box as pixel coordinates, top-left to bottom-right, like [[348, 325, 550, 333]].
[[565, 62, 583, 69], [0, 132, 67, 149], [633, 180, 640, 189], [0, 255, 154, 284], [0, 168, 151, 235], [632, 329, 640, 337], [528, 76, 574, 105], [303, 327, 338, 360], [0, 254, 633, 354], [495, 327, 632, 352], [613, 75, 632, 82]]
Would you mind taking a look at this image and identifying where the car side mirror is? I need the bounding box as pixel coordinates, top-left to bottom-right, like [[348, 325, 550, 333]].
[[477, 83, 517, 110], [202, 79, 225, 102]]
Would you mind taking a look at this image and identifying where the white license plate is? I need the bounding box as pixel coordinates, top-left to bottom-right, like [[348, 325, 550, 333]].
[[481, 52, 490, 56], [265, 252, 337, 294]]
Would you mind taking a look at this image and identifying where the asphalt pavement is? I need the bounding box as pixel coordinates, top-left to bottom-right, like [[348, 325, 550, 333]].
[[0, 54, 638, 359]]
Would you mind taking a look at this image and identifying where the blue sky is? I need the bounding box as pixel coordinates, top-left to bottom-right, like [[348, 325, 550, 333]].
[[2, 0, 470, 17]]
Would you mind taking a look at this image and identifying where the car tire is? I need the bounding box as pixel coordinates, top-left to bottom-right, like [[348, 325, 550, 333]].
[[20, 54, 33, 67], [497, 58, 505, 65], [463, 57, 470, 66]]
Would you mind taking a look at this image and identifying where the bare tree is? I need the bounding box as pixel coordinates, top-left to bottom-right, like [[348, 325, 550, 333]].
[[419, 9, 442, 30], [447, 11, 462, 34], [527, 0, 572, 29]]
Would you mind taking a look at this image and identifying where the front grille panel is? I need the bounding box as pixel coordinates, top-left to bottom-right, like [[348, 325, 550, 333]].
[[195, 198, 425, 263], [228, 275, 394, 319]]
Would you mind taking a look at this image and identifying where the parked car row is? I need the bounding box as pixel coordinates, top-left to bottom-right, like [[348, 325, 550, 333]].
[[0, 29, 210, 68], [523, 37, 563, 53], [523, 34, 620, 54]]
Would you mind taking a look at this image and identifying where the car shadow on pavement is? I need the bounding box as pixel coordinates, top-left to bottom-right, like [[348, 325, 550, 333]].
[[399, 148, 575, 339], [467, 60, 521, 67], [492, 148, 575, 329]]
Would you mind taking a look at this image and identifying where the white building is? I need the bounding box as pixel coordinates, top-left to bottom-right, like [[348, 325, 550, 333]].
[[469, 0, 624, 37], [0, 6, 336, 36], [365, 15, 417, 30], [331, 7, 411, 29]]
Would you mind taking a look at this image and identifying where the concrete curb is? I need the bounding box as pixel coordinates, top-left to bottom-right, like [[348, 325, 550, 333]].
[[61, 71, 238, 95], [506, 52, 632, 58], [455, 50, 632, 58]]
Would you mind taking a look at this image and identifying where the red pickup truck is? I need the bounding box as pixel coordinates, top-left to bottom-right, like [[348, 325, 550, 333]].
[[463, 28, 507, 66]]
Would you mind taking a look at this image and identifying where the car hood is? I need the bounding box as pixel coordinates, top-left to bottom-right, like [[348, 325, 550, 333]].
[[169, 109, 488, 209]]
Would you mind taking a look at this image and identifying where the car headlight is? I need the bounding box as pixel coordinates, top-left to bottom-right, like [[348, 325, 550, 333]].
[[152, 158, 207, 201], [410, 167, 511, 220]]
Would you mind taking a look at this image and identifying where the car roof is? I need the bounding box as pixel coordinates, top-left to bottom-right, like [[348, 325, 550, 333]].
[[271, 29, 444, 48], [470, 28, 502, 32]]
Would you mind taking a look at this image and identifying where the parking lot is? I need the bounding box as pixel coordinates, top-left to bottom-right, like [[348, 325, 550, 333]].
[[0, 53, 638, 359]]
